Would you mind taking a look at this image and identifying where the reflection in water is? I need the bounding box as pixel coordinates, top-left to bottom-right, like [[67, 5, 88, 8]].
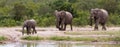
[[57, 42, 72, 47], [0, 42, 120, 47]]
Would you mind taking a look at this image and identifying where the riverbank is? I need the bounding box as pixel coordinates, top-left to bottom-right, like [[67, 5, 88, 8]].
[[0, 27, 120, 44]]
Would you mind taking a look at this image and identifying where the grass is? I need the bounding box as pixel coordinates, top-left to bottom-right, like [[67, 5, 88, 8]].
[[64, 31, 120, 35], [21, 36, 44, 41], [0, 36, 7, 41], [21, 36, 120, 42], [49, 36, 71, 41], [49, 36, 120, 42], [49, 36, 97, 41]]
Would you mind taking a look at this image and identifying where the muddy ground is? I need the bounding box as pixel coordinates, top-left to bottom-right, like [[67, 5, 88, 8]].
[[0, 26, 120, 43]]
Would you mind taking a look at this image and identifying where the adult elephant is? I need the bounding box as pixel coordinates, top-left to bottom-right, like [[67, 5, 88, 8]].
[[22, 19, 37, 35], [90, 8, 108, 30], [54, 10, 73, 31]]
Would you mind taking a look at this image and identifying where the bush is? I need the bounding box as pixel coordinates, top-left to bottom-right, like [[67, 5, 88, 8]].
[[34, 14, 55, 27], [73, 11, 90, 26], [0, 18, 17, 27]]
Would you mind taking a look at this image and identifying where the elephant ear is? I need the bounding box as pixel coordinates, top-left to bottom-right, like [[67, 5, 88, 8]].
[[91, 9, 97, 16], [54, 10, 58, 16]]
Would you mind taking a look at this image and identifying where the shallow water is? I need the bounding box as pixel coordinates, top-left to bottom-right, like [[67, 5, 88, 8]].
[[0, 42, 120, 47]]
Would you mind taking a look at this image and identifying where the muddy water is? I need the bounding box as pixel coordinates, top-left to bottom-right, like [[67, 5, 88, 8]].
[[0, 42, 120, 47]]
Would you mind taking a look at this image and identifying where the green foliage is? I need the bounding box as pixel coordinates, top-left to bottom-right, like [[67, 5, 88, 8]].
[[0, 0, 120, 27], [34, 13, 55, 27], [73, 11, 89, 26], [0, 18, 16, 27]]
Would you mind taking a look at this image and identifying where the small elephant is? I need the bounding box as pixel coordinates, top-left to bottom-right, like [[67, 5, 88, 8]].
[[90, 8, 108, 30], [22, 19, 37, 35], [54, 10, 73, 31]]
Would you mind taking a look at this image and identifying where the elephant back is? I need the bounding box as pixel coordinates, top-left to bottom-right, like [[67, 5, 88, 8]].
[[66, 12, 73, 18], [100, 9, 108, 17], [24, 19, 36, 27], [65, 11, 73, 24]]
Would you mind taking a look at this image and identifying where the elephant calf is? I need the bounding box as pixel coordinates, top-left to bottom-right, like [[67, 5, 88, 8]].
[[90, 8, 108, 30], [54, 10, 73, 31], [22, 19, 37, 35]]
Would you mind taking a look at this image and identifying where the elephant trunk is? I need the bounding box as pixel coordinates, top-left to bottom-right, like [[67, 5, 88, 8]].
[[89, 16, 93, 26], [56, 19, 60, 28], [22, 26, 25, 35], [56, 22, 59, 28]]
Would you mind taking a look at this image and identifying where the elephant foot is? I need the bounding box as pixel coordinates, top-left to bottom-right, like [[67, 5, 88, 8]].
[[102, 27, 107, 30], [94, 26, 98, 31], [94, 28, 98, 31], [61, 29, 66, 31], [59, 28, 62, 30], [59, 29, 65, 31], [102, 28, 106, 30]]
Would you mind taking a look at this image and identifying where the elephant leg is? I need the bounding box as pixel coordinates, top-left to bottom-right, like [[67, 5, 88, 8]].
[[101, 23, 106, 30], [94, 25, 98, 30], [26, 27, 29, 35], [32, 28, 34, 34], [61, 24, 64, 31], [61, 18, 65, 31], [94, 18, 99, 30], [63, 24, 67, 31], [22, 26, 25, 35], [58, 20, 62, 30], [33, 27, 37, 34], [29, 27, 32, 34], [70, 23, 73, 31]]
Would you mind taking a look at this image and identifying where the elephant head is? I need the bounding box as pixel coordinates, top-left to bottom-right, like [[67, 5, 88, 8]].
[[54, 10, 61, 28], [89, 8, 100, 26], [54, 10, 66, 30]]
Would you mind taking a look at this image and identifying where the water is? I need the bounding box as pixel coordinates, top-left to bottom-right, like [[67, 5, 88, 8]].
[[0, 42, 119, 47]]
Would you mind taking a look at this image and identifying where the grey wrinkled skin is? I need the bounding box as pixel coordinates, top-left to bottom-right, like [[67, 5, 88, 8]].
[[54, 10, 73, 31], [90, 8, 108, 30], [22, 19, 37, 35]]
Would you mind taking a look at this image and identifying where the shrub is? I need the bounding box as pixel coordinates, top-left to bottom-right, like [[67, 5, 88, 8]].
[[0, 36, 7, 41]]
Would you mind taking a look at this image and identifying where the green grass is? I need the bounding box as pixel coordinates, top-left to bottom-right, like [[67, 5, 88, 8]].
[[21, 35, 120, 42], [49, 36, 96, 41], [64, 31, 120, 35], [49, 36, 71, 41], [21, 36, 44, 41], [49, 36, 120, 42], [0, 36, 7, 41]]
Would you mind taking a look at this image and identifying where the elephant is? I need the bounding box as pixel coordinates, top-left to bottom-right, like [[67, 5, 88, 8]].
[[22, 19, 37, 35], [90, 8, 108, 30], [54, 10, 73, 31]]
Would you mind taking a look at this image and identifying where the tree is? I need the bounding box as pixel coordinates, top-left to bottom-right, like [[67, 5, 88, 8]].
[[12, 3, 27, 21], [99, 0, 119, 13]]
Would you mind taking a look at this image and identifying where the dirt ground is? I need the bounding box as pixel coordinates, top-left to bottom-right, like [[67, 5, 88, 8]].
[[0, 26, 120, 43]]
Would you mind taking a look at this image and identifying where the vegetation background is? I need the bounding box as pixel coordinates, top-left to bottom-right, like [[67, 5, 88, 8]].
[[0, 0, 119, 27]]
